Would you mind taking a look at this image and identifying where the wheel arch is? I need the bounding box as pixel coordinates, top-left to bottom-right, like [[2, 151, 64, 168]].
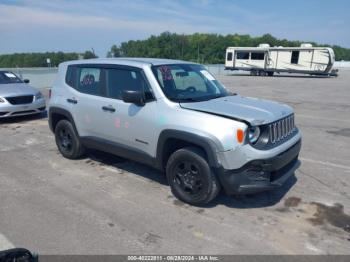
[[155, 129, 220, 171], [49, 107, 79, 135]]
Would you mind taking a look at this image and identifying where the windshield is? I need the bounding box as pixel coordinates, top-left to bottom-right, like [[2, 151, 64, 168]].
[[152, 64, 228, 102], [0, 71, 23, 84]]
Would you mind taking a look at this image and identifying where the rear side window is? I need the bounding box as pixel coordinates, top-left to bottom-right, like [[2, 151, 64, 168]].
[[66, 65, 104, 96], [236, 52, 249, 60], [77, 67, 103, 96], [105, 68, 154, 101], [251, 52, 265, 60], [291, 51, 300, 64], [227, 52, 233, 61]]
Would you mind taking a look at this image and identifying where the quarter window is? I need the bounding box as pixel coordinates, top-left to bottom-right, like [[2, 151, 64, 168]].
[[236, 52, 250, 60], [291, 51, 300, 64], [251, 52, 265, 60]]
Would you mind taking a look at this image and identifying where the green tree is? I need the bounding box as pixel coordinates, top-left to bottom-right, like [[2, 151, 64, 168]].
[[82, 50, 98, 59], [106, 32, 350, 63], [0, 52, 80, 67], [107, 45, 123, 57]]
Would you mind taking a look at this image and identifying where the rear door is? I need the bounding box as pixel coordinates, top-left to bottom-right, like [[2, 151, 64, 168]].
[[225, 50, 234, 68], [69, 65, 113, 138]]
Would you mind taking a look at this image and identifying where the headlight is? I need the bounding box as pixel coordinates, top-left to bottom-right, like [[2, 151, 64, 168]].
[[248, 126, 260, 144], [35, 92, 43, 100], [0, 97, 5, 103]]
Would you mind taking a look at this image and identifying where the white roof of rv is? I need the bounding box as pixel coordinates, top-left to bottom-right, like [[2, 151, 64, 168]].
[[226, 46, 328, 50], [61, 58, 196, 67]]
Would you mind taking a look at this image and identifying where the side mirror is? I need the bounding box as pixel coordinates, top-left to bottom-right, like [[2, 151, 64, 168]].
[[122, 90, 145, 106], [23, 79, 30, 84]]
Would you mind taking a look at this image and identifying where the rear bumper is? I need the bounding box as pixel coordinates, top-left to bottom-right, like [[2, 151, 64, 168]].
[[216, 139, 301, 195], [0, 99, 46, 118]]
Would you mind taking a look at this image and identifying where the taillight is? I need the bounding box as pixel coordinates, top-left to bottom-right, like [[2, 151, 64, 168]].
[[48, 89, 52, 99]]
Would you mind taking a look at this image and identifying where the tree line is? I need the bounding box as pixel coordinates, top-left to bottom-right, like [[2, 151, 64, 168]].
[[0, 50, 97, 68], [1, 33, 349, 67], [107, 32, 350, 63]]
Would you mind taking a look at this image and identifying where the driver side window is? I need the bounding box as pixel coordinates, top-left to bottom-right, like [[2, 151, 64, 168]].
[[105, 68, 154, 101], [172, 70, 207, 92]]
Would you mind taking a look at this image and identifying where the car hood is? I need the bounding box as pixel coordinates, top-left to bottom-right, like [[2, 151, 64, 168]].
[[0, 83, 38, 97], [180, 95, 293, 125]]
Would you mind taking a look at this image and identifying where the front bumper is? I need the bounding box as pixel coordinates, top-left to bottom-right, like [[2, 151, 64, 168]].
[[0, 98, 46, 118], [216, 139, 301, 195]]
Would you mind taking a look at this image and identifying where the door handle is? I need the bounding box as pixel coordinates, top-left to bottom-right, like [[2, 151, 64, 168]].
[[102, 106, 116, 112], [67, 98, 78, 104]]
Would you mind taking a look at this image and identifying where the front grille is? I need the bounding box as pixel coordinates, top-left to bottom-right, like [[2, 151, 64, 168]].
[[5, 95, 34, 105], [268, 114, 296, 144]]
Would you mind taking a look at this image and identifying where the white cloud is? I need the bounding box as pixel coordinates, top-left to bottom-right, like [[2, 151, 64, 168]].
[[0, 2, 242, 34], [0, 1, 348, 55], [0, 4, 158, 30]]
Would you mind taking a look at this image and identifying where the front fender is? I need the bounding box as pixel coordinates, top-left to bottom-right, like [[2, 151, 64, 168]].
[[155, 129, 221, 170]]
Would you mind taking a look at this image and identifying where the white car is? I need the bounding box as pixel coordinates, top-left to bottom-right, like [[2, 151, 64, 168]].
[[0, 71, 46, 118]]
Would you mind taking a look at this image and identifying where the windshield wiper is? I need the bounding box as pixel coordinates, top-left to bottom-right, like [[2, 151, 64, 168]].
[[176, 97, 202, 102], [198, 94, 226, 101]]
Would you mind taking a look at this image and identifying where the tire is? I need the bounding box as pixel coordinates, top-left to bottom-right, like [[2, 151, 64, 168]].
[[259, 70, 267, 76], [55, 119, 85, 159], [250, 70, 258, 76], [267, 72, 274, 76], [166, 147, 221, 206]]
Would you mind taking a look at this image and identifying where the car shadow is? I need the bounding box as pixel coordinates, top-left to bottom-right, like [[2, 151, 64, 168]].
[[0, 111, 47, 124], [85, 149, 297, 208], [86, 149, 168, 186], [207, 175, 297, 209]]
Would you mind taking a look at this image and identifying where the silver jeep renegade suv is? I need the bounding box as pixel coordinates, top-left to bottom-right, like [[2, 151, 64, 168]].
[[48, 58, 301, 205]]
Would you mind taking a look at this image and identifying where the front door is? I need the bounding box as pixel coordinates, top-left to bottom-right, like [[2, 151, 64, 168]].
[[102, 66, 158, 157]]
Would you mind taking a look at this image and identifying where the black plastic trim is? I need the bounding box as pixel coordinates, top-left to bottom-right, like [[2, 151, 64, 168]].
[[81, 136, 156, 167], [48, 107, 78, 134], [156, 129, 220, 170], [216, 139, 301, 195]]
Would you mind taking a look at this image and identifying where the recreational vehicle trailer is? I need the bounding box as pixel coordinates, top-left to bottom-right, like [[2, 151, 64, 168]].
[[225, 44, 337, 76]]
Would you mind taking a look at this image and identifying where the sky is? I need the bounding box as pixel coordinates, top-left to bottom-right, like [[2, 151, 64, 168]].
[[0, 0, 349, 57]]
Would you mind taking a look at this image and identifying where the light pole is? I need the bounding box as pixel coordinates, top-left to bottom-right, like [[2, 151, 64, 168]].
[[197, 43, 200, 63]]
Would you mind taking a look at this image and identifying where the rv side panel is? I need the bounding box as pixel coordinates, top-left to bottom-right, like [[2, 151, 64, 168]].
[[267, 50, 278, 70], [312, 49, 331, 73]]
